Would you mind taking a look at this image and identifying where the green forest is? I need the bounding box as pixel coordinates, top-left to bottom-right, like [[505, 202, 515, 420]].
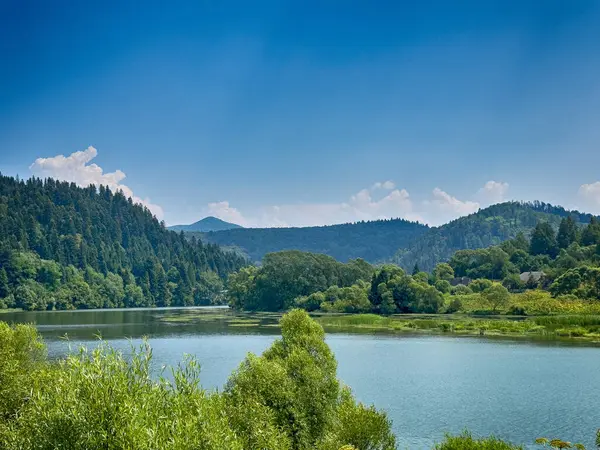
[[197, 217, 428, 263], [394, 201, 597, 272], [190, 201, 597, 271], [228, 216, 600, 320], [0, 174, 247, 311]]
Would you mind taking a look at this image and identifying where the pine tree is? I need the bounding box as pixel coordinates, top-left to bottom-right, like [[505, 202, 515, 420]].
[[581, 217, 600, 246], [557, 216, 578, 249], [0, 268, 9, 298], [529, 222, 558, 258], [412, 263, 420, 275]]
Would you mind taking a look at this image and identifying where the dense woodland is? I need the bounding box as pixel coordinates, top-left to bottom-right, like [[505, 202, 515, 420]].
[[192, 202, 596, 271], [394, 201, 596, 272], [0, 174, 247, 310], [229, 216, 600, 315], [2, 172, 600, 315], [227, 251, 373, 311], [197, 218, 428, 263]]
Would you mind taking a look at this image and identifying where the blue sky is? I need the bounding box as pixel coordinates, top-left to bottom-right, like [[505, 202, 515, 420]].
[[1, 0, 600, 226]]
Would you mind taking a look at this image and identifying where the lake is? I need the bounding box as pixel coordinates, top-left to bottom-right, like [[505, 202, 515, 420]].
[[2, 307, 599, 449]]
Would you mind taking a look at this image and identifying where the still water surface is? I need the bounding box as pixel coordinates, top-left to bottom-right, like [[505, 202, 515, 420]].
[[3, 307, 599, 449]]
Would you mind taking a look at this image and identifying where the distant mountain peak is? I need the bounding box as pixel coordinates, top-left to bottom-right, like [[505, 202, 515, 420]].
[[168, 216, 243, 232]]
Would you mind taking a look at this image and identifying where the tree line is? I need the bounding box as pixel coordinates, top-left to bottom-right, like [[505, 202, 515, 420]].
[[228, 215, 600, 315], [0, 174, 247, 310], [394, 201, 597, 272], [196, 216, 428, 263]]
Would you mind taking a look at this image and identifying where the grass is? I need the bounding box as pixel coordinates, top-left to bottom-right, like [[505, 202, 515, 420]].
[[0, 308, 22, 314], [315, 313, 600, 342], [453, 290, 600, 316]]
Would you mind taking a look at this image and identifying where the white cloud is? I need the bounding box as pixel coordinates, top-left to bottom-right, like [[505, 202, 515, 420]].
[[577, 181, 600, 213], [203, 182, 505, 228], [202, 181, 418, 228], [206, 201, 249, 227], [29, 146, 164, 219], [371, 180, 396, 190], [194, 180, 509, 228], [422, 188, 480, 225], [201, 181, 491, 228], [477, 180, 509, 206]]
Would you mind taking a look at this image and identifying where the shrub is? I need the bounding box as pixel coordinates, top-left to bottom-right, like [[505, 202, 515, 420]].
[[507, 305, 527, 316], [446, 298, 463, 314], [0, 312, 396, 450], [435, 280, 452, 294], [434, 432, 523, 449], [0, 323, 46, 423], [482, 284, 510, 313], [470, 279, 493, 293], [452, 284, 472, 295]]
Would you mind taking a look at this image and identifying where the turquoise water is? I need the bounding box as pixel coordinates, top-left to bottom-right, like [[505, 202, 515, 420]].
[[3, 307, 599, 449]]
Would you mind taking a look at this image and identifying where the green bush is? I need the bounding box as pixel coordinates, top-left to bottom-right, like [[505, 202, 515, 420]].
[[0, 323, 46, 424], [451, 284, 472, 295], [0, 312, 396, 450], [435, 432, 523, 449], [446, 298, 463, 314], [470, 279, 493, 293]]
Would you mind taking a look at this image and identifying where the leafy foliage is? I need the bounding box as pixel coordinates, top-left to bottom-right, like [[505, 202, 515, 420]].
[[0, 174, 247, 310], [434, 432, 523, 449], [295, 264, 445, 314], [228, 251, 373, 311], [0, 312, 396, 450], [0, 323, 45, 426]]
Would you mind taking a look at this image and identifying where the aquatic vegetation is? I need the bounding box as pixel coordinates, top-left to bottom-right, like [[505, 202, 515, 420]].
[[434, 432, 523, 449], [535, 437, 587, 449], [315, 313, 600, 341]]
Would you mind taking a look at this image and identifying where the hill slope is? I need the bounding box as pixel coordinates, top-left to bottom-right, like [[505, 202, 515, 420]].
[[195, 218, 428, 263], [0, 174, 247, 310], [169, 216, 243, 232], [393, 201, 596, 272]]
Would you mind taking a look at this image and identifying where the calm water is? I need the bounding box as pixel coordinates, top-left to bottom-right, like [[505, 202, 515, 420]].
[[2, 307, 599, 449]]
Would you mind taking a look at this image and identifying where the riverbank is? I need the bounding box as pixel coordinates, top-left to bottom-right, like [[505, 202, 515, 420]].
[[313, 313, 600, 342], [4, 305, 600, 343], [155, 308, 600, 343]]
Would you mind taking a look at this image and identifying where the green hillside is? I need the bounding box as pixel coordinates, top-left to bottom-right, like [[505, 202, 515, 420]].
[[195, 218, 428, 263], [0, 174, 247, 310], [393, 201, 597, 272]]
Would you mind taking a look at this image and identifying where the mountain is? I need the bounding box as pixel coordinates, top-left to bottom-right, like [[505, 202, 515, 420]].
[[194, 218, 428, 263], [185, 201, 597, 272], [0, 174, 247, 310], [393, 201, 597, 272], [169, 216, 243, 232]]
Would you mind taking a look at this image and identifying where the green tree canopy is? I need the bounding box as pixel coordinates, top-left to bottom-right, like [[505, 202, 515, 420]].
[[529, 222, 558, 258], [557, 216, 578, 249]]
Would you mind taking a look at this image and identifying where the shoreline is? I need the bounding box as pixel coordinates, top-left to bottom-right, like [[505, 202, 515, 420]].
[[3, 307, 600, 346]]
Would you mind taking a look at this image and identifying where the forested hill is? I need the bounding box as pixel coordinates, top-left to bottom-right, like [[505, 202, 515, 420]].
[[195, 218, 428, 263], [393, 201, 597, 272], [0, 174, 247, 310]]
